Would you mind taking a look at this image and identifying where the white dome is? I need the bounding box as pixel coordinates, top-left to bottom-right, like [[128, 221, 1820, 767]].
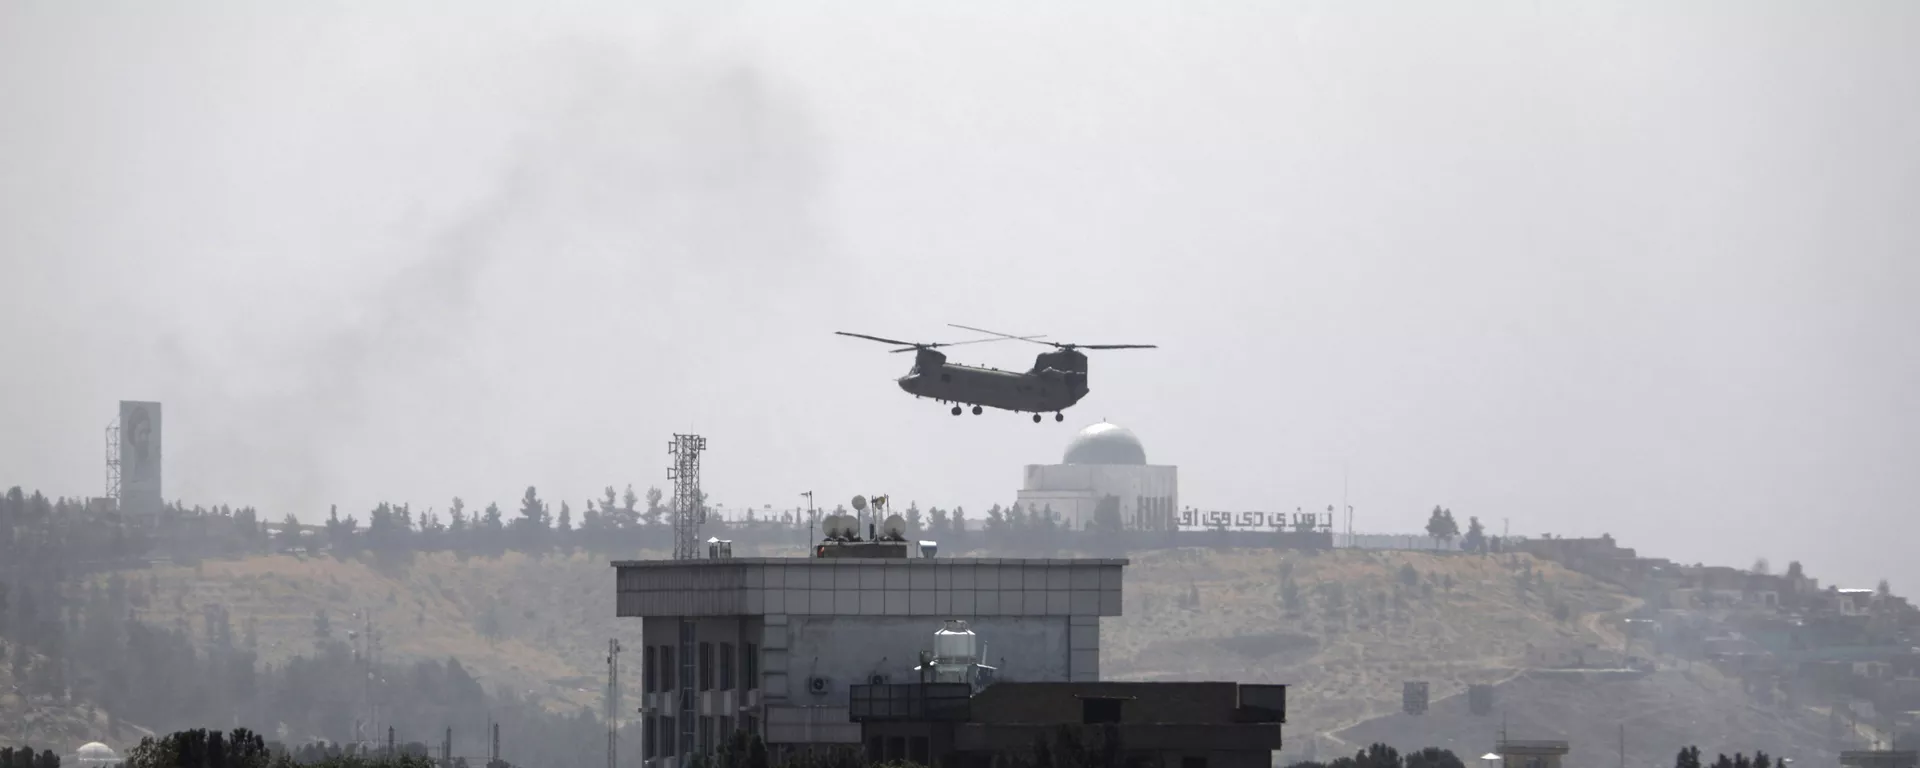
[[1062, 422, 1147, 465], [77, 743, 119, 764]]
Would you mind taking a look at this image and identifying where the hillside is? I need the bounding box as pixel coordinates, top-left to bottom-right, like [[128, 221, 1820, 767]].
[[117, 545, 1641, 746], [126, 549, 661, 713], [1103, 547, 1638, 736], [1334, 667, 1838, 768], [1, 639, 150, 748]]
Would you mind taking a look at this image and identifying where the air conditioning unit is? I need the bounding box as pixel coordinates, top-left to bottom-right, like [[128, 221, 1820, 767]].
[[808, 676, 830, 695], [868, 673, 889, 686]]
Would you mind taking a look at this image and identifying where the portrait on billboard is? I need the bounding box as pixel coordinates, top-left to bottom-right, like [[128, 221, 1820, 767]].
[[126, 404, 154, 478], [119, 401, 163, 511]]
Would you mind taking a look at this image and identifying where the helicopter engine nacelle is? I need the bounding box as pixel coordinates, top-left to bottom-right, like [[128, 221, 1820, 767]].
[[913, 348, 949, 370], [1034, 349, 1088, 374]]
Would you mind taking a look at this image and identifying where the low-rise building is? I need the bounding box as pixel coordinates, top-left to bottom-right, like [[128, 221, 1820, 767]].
[[848, 681, 1286, 768], [613, 543, 1126, 763]]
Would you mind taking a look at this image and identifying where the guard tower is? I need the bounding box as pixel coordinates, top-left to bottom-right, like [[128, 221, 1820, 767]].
[[614, 501, 1126, 764]]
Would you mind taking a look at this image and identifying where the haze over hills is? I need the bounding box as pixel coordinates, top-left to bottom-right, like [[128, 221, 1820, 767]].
[[50, 526, 1872, 768]]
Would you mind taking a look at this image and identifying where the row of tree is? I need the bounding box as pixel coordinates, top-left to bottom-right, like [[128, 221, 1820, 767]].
[[0, 748, 59, 768]]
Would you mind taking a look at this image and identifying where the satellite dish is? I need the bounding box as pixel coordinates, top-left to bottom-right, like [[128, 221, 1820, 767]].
[[882, 514, 907, 541], [852, 495, 868, 511]]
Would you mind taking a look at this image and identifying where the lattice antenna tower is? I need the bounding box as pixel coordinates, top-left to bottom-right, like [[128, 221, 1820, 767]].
[[668, 433, 708, 560], [105, 418, 121, 503]]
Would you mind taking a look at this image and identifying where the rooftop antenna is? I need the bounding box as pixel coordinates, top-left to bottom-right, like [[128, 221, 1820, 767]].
[[667, 433, 706, 767], [669, 434, 708, 561]]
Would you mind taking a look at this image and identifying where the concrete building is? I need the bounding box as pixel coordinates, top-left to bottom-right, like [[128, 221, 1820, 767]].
[[848, 680, 1285, 768], [613, 550, 1127, 764], [1495, 739, 1571, 768], [1841, 752, 1919, 768], [1017, 422, 1177, 531]]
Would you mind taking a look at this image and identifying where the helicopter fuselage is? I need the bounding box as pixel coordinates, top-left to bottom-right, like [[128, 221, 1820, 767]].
[[897, 351, 1090, 414]]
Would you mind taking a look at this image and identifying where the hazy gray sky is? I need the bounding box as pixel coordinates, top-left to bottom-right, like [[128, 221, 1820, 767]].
[[2, 2, 1915, 588]]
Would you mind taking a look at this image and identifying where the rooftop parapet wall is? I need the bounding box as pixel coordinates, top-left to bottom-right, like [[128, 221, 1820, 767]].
[[613, 557, 1128, 618]]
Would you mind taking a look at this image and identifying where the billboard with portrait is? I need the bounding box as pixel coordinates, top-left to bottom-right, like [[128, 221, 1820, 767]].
[[119, 400, 163, 514]]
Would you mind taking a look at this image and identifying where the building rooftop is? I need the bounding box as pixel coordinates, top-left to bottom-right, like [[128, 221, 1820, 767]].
[[612, 556, 1131, 568]]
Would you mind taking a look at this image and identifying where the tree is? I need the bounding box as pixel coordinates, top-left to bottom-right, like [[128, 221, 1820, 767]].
[[1752, 557, 1771, 576], [558, 501, 573, 533], [1786, 560, 1805, 580], [1674, 745, 1702, 768], [1280, 577, 1302, 614], [640, 486, 663, 527], [1461, 516, 1487, 553], [1425, 506, 1459, 547], [1879, 578, 1893, 598], [1405, 748, 1466, 768], [952, 506, 967, 532], [516, 486, 550, 530], [928, 507, 950, 533], [904, 502, 923, 533], [1398, 564, 1420, 588], [313, 609, 331, 639]]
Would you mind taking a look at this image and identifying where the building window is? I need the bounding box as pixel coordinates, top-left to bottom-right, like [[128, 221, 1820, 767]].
[[699, 715, 714, 755], [643, 716, 656, 759], [644, 646, 657, 693], [721, 642, 736, 691], [719, 715, 734, 744], [660, 716, 675, 758], [700, 642, 715, 691], [745, 643, 760, 689], [661, 647, 675, 691]]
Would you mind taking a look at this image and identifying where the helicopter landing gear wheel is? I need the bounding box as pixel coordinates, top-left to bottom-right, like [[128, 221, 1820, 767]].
[[951, 405, 963, 416], [1032, 413, 1042, 423], [972, 405, 983, 415], [1054, 412, 1065, 422]]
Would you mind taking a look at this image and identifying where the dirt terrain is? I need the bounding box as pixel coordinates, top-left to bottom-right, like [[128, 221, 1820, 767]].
[[121, 545, 1636, 745], [1334, 666, 1837, 768]]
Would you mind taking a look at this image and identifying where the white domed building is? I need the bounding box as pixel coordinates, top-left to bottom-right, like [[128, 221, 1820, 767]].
[[72, 742, 120, 767], [1015, 422, 1178, 531]]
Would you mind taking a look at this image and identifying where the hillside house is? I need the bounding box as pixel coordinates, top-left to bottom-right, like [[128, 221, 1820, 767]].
[[1526, 642, 1624, 669]]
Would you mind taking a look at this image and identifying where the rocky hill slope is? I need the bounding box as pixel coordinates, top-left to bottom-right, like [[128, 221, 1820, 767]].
[[1334, 666, 1837, 768], [116, 545, 1637, 742]]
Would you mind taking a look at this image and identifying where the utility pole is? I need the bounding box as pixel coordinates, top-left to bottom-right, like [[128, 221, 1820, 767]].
[[802, 491, 815, 548], [607, 639, 621, 768], [1344, 464, 1359, 549]]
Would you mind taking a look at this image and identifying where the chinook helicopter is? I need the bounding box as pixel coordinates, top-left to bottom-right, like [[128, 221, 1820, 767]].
[[835, 323, 1156, 423]]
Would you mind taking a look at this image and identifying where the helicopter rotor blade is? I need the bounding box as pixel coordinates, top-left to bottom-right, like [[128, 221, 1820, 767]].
[[888, 334, 1048, 353], [836, 331, 920, 347], [947, 324, 1058, 348], [1072, 343, 1158, 350]]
